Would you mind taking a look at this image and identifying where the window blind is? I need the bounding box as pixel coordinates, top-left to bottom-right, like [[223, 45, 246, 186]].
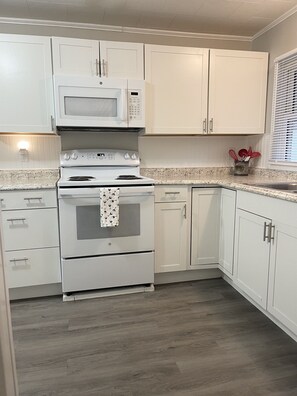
[[270, 50, 297, 163]]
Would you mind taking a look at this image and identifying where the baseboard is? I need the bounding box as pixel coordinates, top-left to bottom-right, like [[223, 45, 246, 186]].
[[155, 268, 222, 285], [9, 283, 62, 300]]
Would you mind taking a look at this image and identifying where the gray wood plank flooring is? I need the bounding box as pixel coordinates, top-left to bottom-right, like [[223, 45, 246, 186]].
[[10, 279, 297, 396]]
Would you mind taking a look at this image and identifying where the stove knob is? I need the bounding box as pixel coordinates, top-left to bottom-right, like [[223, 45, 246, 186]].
[[124, 153, 130, 159], [71, 152, 78, 160], [131, 153, 137, 160], [63, 153, 70, 161]]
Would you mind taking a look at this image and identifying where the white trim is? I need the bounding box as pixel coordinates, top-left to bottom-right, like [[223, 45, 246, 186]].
[[0, 17, 252, 42], [253, 5, 297, 40], [274, 47, 297, 63]]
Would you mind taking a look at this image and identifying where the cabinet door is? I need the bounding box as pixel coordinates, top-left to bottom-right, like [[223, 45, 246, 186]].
[[268, 222, 297, 335], [52, 37, 99, 76], [208, 49, 268, 134], [0, 35, 54, 133], [145, 45, 209, 135], [234, 209, 271, 308], [219, 189, 236, 276], [100, 41, 144, 79], [191, 188, 220, 267], [155, 202, 188, 273]]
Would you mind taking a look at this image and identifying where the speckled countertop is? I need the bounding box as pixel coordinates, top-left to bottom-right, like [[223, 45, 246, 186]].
[[141, 167, 297, 204], [0, 169, 59, 191], [1, 167, 297, 204]]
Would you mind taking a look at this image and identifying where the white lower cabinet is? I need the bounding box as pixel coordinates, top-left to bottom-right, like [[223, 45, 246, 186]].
[[234, 209, 271, 309], [233, 191, 297, 339], [219, 188, 236, 276], [154, 186, 189, 273], [267, 221, 297, 335], [5, 248, 60, 288], [191, 188, 220, 268], [0, 189, 61, 291]]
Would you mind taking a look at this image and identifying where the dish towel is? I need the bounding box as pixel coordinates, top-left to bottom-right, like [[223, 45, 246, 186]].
[[99, 187, 120, 228]]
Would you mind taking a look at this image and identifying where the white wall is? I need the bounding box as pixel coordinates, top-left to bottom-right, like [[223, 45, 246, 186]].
[[251, 12, 297, 170], [0, 135, 60, 169], [139, 135, 250, 168]]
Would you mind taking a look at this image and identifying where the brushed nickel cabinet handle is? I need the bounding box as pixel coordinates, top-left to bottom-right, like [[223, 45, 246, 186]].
[[7, 218, 26, 222], [102, 59, 106, 76], [209, 118, 214, 133], [9, 258, 28, 263], [269, 224, 275, 242], [165, 192, 180, 195], [24, 197, 42, 201], [183, 204, 187, 219], [95, 59, 100, 76], [50, 115, 55, 131], [263, 222, 270, 241], [203, 118, 207, 133]]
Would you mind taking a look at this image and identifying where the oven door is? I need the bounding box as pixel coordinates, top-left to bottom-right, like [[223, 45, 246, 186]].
[[54, 76, 128, 128], [58, 186, 154, 258]]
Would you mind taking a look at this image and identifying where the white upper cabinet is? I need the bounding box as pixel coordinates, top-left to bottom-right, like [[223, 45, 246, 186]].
[[52, 37, 99, 76], [0, 34, 54, 134], [52, 37, 144, 79], [208, 49, 268, 134], [144, 45, 268, 135], [145, 45, 209, 135], [100, 41, 144, 79]]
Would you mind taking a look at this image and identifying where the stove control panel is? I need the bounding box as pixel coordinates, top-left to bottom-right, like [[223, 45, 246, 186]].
[[61, 149, 140, 167]]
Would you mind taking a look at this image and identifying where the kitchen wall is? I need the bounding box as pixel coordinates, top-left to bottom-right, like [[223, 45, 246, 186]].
[[251, 12, 297, 171], [0, 21, 252, 170]]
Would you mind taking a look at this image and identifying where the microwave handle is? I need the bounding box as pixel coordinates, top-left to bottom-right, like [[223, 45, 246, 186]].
[[119, 89, 127, 122]]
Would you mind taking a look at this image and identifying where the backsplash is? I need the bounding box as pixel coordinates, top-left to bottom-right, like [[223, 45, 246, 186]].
[[0, 135, 61, 169]]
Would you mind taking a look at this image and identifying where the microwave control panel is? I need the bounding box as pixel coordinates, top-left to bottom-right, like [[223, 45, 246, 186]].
[[128, 90, 142, 121]]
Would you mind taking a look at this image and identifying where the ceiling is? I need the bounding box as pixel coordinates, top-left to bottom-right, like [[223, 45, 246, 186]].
[[0, 0, 297, 37]]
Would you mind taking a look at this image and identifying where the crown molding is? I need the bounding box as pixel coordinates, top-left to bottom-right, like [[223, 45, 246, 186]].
[[253, 5, 297, 40], [0, 17, 252, 42]]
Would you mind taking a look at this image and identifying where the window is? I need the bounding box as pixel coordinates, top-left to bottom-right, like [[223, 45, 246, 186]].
[[270, 50, 297, 164]]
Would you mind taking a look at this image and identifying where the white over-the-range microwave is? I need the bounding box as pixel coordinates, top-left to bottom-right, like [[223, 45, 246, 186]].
[[54, 76, 145, 129]]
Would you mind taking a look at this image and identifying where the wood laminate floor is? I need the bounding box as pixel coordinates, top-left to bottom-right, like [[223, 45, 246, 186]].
[[10, 279, 297, 396]]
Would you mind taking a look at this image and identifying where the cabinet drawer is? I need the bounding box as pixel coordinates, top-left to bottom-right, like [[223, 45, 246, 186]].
[[2, 208, 59, 251], [0, 189, 57, 211], [155, 186, 188, 202], [5, 247, 61, 288]]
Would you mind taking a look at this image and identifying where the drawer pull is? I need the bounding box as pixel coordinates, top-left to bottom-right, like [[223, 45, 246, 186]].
[[9, 257, 28, 263], [6, 218, 26, 222], [165, 192, 180, 195], [24, 197, 42, 201]]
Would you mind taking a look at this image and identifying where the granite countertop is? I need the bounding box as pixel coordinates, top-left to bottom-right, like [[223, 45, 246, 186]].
[[0, 169, 59, 191], [141, 167, 297, 204], [1, 167, 297, 204]]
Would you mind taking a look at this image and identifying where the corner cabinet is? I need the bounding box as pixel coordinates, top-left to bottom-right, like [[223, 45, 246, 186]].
[[208, 50, 268, 134], [219, 188, 236, 276], [52, 37, 144, 79], [154, 186, 190, 273], [0, 35, 55, 133], [191, 188, 220, 268], [145, 45, 209, 135]]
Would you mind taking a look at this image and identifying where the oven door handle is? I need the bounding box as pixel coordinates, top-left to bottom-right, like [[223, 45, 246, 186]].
[[58, 186, 154, 198]]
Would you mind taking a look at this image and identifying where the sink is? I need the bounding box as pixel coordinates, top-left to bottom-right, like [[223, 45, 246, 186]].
[[245, 182, 297, 191]]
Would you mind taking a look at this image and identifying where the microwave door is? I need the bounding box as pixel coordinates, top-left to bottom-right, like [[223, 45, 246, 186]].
[[54, 76, 128, 128]]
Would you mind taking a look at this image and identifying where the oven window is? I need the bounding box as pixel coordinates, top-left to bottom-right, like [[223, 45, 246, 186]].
[[76, 204, 140, 240], [64, 96, 117, 117]]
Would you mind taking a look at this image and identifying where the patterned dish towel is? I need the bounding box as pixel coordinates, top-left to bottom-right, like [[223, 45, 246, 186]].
[[99, 187, 120, 227]]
